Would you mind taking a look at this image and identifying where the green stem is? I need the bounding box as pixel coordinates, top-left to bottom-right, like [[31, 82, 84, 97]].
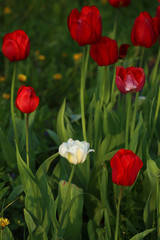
[[152, 48, 160, 85], [157, 176, 160, 240], [11, 63, 19, 145], [125, 94, 131, 149], [26, 114, 29, 167], [139, 47, 145, 67], [80, 46, 90, 141], [130, 92, 139, 138], [59, 164, 76, 224], [115, 186, 123, 240], [148, 87, 160, 149], [100, 66, 108, 108], [130, 48, 144, 139]]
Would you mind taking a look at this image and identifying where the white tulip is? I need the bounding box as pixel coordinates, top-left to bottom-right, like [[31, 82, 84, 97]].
[[59, 138, 94, 165]]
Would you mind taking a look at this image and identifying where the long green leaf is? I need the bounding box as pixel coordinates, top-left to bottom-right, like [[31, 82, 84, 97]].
[[129, 228, 155, 240]]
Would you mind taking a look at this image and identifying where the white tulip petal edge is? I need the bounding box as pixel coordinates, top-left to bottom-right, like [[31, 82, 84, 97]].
[[59, 138, 95, 165]]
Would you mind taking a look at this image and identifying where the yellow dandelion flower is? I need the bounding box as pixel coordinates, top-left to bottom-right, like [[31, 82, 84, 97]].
[[73, 53, 83, 62], [4, 7, 12, 14], [35, 50, 40, 56], [38, 55, 45, 61], [61, 52, 67, 58], [53, 73, 62, 80], [2, 93, 10, 100], [0, 76, 5, 82], [0, 218, 10, 228], [18, 74, 27, 82], [17, 220, 21, 224]]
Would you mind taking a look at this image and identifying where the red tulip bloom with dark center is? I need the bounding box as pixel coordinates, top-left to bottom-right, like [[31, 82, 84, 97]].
[[131, 12, 159, 48], [108, 0, 130, 8], [90, 36, 118, 66], [110, 149, 143, 186], [15, 86, 39, 114], [67, 6, 102, 46], [119, 44, 130, 59], [116, 66, 145, 94], [2, 30, 30, 62]]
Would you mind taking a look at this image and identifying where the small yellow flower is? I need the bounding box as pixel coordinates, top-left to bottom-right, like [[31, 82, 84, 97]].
[[0, 76, 5, 82], [61, 52, 67, 58], [2, 93, 10, 100], [4, 7, 12, 14], [17, 220, 21, 224], [18, 74, 27, 82], [35, 50, 40, 56], [73, 53, 83, 62], [38, 55, 45, 61], [0, 218, 10, 228], [53, 73, 62, 80]]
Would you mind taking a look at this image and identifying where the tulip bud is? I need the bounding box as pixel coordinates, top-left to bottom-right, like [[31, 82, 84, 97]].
[[67, 6, 102, 46], [59, 138, 94, 165], [110, 149, 143, 186], [119, 44, 130, 59], [108, 0, 130, 8], [15, 85, 39, 114], [131, 12, 159, 48], [90, 36, 118, 66], [115, 66, 145, 94], [2, 30, 30, 62]]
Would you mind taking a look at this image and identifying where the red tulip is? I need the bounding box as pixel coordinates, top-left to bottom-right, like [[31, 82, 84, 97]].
[[90, 36, 118, 66], [115, 66, 145, 94], [119, 44, 130, 59], [131, 12, 159, 48], [15, 86, 39, 114], [2, 30, 30, 62], [156, 6, 160, 18], [110, 149, 143, 186], [108, 0, 130, 8], [67, 6, 102, 46]]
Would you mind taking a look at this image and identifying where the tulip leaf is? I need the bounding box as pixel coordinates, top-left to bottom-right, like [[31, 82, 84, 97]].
[[96, 228, 105, 240], [147, 158, 160, 185], [130, 112, 143, 152], [106, 110, 122, 135], [102, 149, 120, 162], [88, 220, 96, 240], [129, 228, 155, 240], [1, 226, 15, 240], [34, 225, 48, 240], [7, 185, 23, 202], [16, 144, 49, 232], [94, 100, 102, 149], [104, 208, 111, 240], [35, 153, 59, 233], [87, 94, 96, 145], [46, 129, 60, 146], [96, 137, 109, 162], [0, 127, 16, 168], [58, 180, 83, 240], [24, 208, 36, 234], [36, 152, 59, 178], [143, 156, 160, 228], [57, 99, 70, 142]]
